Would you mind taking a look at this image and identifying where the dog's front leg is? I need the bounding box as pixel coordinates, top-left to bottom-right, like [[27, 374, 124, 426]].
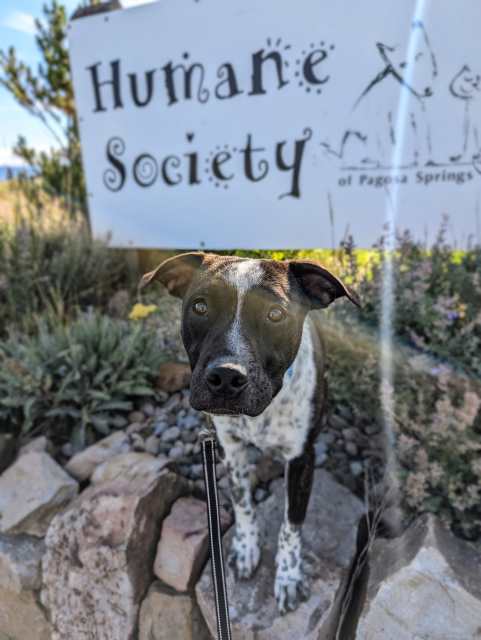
[[275, 446, 314, 614], [219, 431, 261, 579]]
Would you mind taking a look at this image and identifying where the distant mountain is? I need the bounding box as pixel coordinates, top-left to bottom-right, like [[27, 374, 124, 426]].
[[0, 165, 33, 181]]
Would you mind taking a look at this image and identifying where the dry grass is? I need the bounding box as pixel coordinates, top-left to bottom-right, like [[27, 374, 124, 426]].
[[0, 179, 68, 229]]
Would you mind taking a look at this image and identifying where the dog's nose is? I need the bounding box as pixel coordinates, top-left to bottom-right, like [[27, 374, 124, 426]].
[[206, 364, 248, 397]]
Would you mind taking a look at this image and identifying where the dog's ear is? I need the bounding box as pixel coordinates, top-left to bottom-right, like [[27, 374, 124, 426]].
[[288, 260, 361, 309], [139, 252, 205, 298]]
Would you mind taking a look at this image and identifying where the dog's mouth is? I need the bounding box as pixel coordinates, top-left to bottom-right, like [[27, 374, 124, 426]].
[[207, 407, 242, 416], [190, 394, 267, 418]]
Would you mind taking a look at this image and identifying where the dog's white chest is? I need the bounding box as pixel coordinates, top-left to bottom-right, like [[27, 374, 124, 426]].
[[213, 318, 317, 460]]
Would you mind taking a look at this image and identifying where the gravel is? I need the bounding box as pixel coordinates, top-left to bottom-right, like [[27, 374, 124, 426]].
[[161, 426, 181, 443], [118, 390, 384, 508]]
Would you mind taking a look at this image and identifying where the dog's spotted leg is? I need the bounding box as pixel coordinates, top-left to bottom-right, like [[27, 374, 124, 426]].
[[275, 446, 315, 614], [218, 430, 261, 579]]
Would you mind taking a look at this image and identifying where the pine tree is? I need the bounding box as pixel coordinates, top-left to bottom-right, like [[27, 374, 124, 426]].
[[0, 1, 87, 220]]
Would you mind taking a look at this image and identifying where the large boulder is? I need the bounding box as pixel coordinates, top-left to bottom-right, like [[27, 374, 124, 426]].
[[0, 451, 78, 537], [356, 514, 481, 640], [154, 496, 232, 592], [18, 435, 54, 458], [0, 533, 51, 640], [65, 430, 130, 481], [41, 467, 189, 640], [90, 451, 171, 485], [196, 469, 364, 640], [157, 362, 191, 393], [138, 581, 211, 640]]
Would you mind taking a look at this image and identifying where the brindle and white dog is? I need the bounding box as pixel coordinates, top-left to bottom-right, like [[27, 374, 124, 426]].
[[141, 252, 360, 614]]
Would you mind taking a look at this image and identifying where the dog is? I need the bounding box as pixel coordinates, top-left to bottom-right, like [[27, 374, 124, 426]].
[[141, 252, 360, 614]]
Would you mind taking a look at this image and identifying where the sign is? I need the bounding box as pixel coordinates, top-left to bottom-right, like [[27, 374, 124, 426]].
[[68, 1, 481, 248]]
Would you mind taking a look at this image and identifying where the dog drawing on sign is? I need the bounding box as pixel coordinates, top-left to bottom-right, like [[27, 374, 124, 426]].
[[449, 64, 481, 164], [141, 252, 361, 614], [322, 21, 437, 168]]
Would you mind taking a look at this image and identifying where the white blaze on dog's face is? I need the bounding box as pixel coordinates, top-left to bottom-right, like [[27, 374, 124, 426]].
[[140, 253, 360, 417]]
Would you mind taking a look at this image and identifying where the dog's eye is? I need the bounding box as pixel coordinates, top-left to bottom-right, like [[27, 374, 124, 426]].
[[267, 306, 285, 323], [192, 299, 208, 316]]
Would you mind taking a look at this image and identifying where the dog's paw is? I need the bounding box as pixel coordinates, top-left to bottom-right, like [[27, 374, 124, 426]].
[[227, 529, 261, 580], [274, 571, 311, 615]]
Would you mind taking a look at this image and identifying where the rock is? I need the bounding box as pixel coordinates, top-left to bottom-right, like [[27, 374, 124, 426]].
[[196, 470, 364, 639], [18, 435, 53, 457], [329, 414, 350, 431], [190, 464, 204, 479], [162, 426, 181, 443], [139, 581, 211, 640], [154, 496, 232, 592], [169, 445, 184, 459], [0, 433, 16, 474], [342, 427, 358, 441], [91, 452, 171, 484], [0, 587, 52, 640], [163, 393, 182, 412], [319, 432, 335, 447], [256, 454, 284, 484], [128, 410, 146, 424], [154, 421, 168, 436], [141, 402, 156, 417], [65, 430, 130, 481], [350, 461, 364, 477], [130, 432, 146, 451], [111, 415, 128, 429], [0, 452, 78, 537], [145, 435, 160, 455], [60, 443, 73, 458], [345, 442, 358, 457], [356, 514, 481, 640], [127, 421, 145, 434], [255, 488, 268, 502], [157, 362, 191, 393], [182, 430, 197, 444], [363, 424, 380, 435], [182, 414, 199, 430], [167, 413, 178, 426], [42, 467, 188, 640], [0, 533, 45, 593], [315, 440, 328, 466], [0, 534, 51, 640]]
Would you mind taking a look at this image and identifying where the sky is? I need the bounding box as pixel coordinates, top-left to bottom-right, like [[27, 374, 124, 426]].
[[0, 0, 154, 165]]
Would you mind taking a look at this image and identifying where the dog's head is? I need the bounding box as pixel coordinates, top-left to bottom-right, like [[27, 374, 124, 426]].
[[141, 253, 360, 417]]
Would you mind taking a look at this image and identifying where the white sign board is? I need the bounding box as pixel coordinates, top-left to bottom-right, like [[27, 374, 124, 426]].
[[69, 1, 481, 248]]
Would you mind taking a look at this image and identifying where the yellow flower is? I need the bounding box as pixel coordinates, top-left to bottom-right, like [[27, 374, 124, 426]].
[[129, 303, 158, 320]]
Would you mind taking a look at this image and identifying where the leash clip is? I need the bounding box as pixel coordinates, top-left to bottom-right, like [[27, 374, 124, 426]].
[[199, 413, 217, 443]]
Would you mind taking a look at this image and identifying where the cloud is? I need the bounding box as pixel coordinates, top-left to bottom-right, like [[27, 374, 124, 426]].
[[3, 11, 36, 36], [0, 148, 25, 167]]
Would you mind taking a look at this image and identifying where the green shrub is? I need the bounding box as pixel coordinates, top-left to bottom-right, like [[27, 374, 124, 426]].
[[322, 320, 481, 542], [0, 312, 164, 451], [395, 369, 481, 541], [354, 224, 481, 377], [230, 223, 481, 377], [0, 221, 134, 335]]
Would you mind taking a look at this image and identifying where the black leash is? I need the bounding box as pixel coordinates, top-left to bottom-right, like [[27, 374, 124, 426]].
[[200, 417, 232, 640]]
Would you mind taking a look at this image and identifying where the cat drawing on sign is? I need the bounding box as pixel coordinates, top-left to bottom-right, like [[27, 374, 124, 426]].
[[449, 65, 481, 163], [322, 21, 437, 169]]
